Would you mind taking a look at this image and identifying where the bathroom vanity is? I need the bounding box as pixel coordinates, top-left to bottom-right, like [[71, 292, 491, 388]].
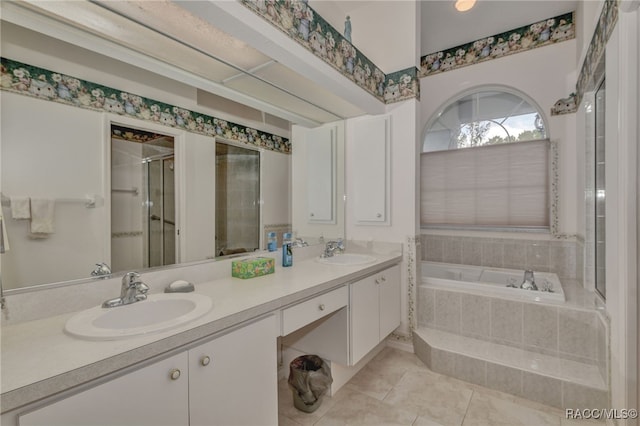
[[0, 245, 402, 426]]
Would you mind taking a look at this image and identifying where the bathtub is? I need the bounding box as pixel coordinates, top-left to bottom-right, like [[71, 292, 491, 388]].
[[421, 261, 565, 303]]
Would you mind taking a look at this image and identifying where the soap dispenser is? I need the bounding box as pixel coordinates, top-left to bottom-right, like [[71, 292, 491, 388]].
[[282, 232, 293, 267]]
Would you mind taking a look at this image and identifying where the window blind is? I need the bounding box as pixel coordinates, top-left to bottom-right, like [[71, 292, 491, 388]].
[[420, 139, 549, 228]]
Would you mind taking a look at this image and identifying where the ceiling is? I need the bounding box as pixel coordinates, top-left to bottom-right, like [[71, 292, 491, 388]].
[[1, 0, 579, 127], [420, 0, 578, 55]]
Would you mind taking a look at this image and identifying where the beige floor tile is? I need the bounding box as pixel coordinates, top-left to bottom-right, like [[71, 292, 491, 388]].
[[383, 369, 473, 425], [412, 416, 446, 426], [315, 386, 418, 426], [463, 384, 565, 417], [462, 390, 562, 426], [347, 348, 430, 401], [344, 364, 401, 401], [561, 418, 607, 425], [279, 414, 303, 426]]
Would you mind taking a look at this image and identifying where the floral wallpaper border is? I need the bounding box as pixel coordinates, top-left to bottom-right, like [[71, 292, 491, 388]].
[[575, 0, 618, 103], [0, 57, 291, 154], [420, 12, 575, 78], [239, 0, 420, 104], [552, 0, 619, 116]]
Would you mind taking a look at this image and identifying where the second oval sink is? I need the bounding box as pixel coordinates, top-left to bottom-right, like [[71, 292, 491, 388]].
[[316, 253, 377, 266], [64, 293, 213, 341]]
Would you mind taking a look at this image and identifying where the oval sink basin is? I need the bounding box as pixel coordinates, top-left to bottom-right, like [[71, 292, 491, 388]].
[[316, 253, 377, 266], [64, 293, 213, 341]]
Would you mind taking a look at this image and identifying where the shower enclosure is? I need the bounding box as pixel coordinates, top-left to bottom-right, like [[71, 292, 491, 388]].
[[215, 141, 260, 257], [110, 124, 176, 272], [145, 154, 176, 268]]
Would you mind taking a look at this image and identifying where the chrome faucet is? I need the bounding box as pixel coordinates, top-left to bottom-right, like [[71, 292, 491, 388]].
[[521, 269, 538, 291], [293, 237, 309, 248], [322, 239, 345, 258], [102, 272, 149, 308], [91, 262, 112, 278]]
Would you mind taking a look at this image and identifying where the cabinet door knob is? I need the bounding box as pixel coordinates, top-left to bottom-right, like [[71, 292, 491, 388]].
[[377, 213, 382, 218], [310, 213, 315, 217], [375, 278, 380, 285], [381, 276, 387, 282], [200, 356, 211, 367], [318, 303, 325, 311], [169, 369, 181, 381]]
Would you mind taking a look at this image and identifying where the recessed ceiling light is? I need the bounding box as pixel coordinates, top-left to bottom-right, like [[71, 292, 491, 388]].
[[455, 0, 476, 12]]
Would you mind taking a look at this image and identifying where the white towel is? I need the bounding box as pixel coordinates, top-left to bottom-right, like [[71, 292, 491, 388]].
[[29, 198, 55, 237], [10, 196, 31, 219]]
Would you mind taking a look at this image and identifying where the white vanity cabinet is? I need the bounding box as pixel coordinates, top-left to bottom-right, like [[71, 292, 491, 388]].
[[188, 314, 278, 426], [17, 315, 278, 426], [19, 352, 190, 426], [350, 264, 401, 364]]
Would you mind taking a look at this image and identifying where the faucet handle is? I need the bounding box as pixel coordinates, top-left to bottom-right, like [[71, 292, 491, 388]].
[[122, 271, 141, 287], [136, 282, 149, 294]]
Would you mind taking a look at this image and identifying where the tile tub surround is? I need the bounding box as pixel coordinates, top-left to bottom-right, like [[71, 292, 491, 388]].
[[421, 234, 583, 281], [415, 273, 609, 411], [413, 328, 608, 410], [418, 284, 608, 367], [1, 242, 402, 414]]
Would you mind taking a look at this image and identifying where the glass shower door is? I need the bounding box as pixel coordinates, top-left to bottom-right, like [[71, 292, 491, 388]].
[[215, 142, 260, 257], [146, 156, 175, 268]]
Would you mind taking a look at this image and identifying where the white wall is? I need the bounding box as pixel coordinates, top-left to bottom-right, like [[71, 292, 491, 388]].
[[1, 93, 107, 288], [419, 39, 579, 237], [310, 0, 420, 72]]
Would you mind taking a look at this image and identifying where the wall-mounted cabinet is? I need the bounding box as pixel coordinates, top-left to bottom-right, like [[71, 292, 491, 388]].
[[351, 115, 391, 225], [292, 121, 345, 241]]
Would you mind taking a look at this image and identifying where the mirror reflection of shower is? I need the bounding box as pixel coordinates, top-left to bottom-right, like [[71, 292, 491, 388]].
[[111, 124, 176, 272], [215, 141, 260, 257]]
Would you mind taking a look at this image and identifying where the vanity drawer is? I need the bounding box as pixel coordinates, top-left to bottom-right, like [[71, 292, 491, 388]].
[[281, 286, 348, 335]]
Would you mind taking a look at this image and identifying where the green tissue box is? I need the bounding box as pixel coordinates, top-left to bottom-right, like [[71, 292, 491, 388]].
[[232, 257, 275, 279]]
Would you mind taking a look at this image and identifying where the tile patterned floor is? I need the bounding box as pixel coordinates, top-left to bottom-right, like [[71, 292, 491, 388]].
[[278, 347, 605, 426]]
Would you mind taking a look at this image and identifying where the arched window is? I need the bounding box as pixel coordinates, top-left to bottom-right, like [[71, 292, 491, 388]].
[[423, 88, 547, 152], [421, 87, 550, 230]]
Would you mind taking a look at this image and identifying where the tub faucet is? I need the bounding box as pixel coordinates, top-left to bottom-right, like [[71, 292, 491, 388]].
[[102, 272, 149, 308], [521, 269, 538, 291], [322, 239, 344, 258]]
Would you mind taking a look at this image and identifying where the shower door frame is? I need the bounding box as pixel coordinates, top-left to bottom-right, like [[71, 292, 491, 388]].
[[214, 137, 263, 257]]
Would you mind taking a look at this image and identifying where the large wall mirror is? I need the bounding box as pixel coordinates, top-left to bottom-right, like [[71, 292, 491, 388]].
[[0, 10, 345, 293]]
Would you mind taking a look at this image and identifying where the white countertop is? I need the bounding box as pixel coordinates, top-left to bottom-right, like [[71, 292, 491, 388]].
[[1, 248, 402, 414]]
